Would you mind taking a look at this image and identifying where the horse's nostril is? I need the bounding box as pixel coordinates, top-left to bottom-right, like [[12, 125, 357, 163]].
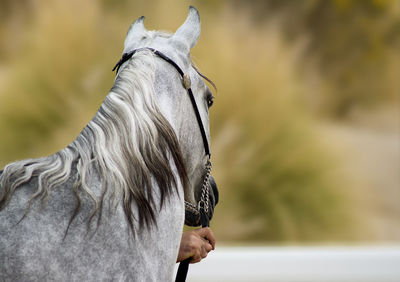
[[209, 175, 219, 206]]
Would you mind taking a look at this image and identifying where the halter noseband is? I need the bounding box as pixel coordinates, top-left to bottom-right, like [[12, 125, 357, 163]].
[[113, 47, 213, 227]]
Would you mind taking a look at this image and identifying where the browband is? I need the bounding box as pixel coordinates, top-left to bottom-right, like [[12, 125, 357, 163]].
[[113, 47, 211, 157]]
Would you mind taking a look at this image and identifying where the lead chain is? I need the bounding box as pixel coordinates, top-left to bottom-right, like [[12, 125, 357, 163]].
[[184, 160, 212, 215], [199, 160, 212, 214]]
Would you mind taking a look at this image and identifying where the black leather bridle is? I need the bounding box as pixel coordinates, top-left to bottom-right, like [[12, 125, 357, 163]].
[[113, 47, 214, 282]]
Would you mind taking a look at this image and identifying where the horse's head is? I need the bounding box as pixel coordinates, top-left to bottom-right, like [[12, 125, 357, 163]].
[[120, 7, 218, 227]]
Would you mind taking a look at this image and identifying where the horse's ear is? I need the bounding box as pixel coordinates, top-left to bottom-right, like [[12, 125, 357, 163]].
[[123, 16, 147, 53], [173, 6, 201, 50]]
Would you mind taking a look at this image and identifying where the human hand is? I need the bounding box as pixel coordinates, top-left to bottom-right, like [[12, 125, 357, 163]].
[[176, 227, 216, 264]]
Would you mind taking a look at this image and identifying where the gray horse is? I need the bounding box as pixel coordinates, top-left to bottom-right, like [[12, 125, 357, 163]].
[[0, 7, 217, 281]]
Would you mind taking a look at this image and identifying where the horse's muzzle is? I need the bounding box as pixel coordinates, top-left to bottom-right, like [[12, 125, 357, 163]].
[[184, 175, 219, 227]]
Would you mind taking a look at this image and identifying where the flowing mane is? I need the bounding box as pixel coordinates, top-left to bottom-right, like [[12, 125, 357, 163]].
[[0, 50, 188, 235]]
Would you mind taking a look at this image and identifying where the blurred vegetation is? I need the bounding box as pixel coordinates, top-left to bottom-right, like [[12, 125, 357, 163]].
[[233, 0, 400, 117], [197, 13, 354, 242], [0, 0, 397, 242]]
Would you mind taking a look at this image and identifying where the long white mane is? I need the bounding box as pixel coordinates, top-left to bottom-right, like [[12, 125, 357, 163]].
[[0, 49, 188, 234]]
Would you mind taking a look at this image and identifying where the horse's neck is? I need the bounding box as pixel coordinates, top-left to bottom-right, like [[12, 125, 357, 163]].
[[0, 169, 185, 280]]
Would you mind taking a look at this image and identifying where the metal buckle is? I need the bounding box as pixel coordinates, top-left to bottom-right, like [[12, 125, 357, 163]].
[[183, 74, 191, 89]]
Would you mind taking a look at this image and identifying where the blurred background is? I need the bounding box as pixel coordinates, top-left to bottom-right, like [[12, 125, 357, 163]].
[[0, 0, 399, 245]]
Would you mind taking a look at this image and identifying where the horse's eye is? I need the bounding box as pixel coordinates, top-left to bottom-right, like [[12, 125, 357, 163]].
[[207, 92, 214, 108]]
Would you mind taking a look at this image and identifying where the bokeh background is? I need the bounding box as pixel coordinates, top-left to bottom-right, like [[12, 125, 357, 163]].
[[0, 0, 399, 244]]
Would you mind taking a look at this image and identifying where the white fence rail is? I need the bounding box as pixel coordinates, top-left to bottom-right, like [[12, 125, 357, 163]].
[[175, 246, 400, 282]]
